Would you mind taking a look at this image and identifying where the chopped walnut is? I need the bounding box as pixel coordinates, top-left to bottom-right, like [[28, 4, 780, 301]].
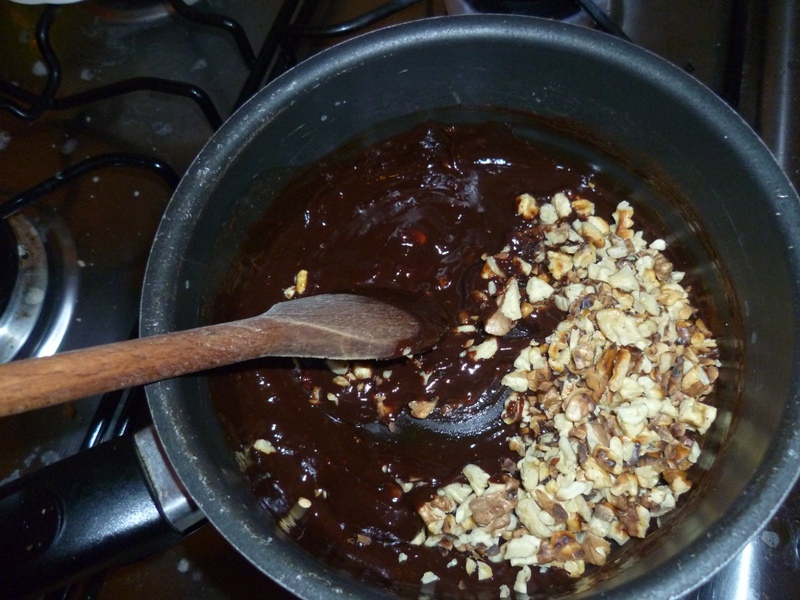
[[582, 532, 611, 566], [409, 398, 438, 419], [516, 193, 539, 220], [419, 493, 456, 535], [278, 497, 312, 533], [469, 477, 519, 534], [484, 309, 514, 336], [563, 388, 595, 423], [253, 438, 277, 455], [552, 192, 573, 218], [527, 276, 555, 304], [420, 571, 439, 585], [283, 268, 309, 298], [468, 338, 499, 361], [571, 198, 595, 217], [415, 192, 719, 583], [295, 269, 308, 295], [548, 251, 574, 280]]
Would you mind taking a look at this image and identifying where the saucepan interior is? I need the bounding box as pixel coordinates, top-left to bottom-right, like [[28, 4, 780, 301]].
[[141, 16, 800, 599]]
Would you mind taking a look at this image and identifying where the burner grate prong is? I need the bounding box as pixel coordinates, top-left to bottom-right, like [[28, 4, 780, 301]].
[[0, 154, 180, 220]]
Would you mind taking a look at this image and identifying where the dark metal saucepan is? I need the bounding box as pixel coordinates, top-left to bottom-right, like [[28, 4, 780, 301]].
[[4, 15, 800, 599]]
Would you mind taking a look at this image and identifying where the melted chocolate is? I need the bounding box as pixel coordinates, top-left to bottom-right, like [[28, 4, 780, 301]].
[[210, 122, 633, 596]]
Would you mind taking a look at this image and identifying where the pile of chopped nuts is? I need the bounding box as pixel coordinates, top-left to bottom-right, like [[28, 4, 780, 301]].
[[414, 191, 719, 592]]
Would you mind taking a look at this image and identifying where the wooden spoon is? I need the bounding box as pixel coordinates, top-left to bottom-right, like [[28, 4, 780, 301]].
[[0, 293, 448, 417]]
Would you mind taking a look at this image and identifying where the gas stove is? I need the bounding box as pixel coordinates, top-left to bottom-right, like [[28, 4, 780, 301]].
[[0, 1, 798, 598]]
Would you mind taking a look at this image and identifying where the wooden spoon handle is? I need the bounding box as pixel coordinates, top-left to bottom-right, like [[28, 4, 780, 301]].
[[0, 317, 285, 417], [0, 292, 444, 418]]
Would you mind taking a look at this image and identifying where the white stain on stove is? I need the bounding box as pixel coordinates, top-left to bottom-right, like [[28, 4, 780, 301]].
[[31, 59, 48, 77], [0, 130, 10, 151], [0, 447, 63, 485], [191, 58, 208, 72], [60, 138, 78, 155], [80, 68, 95, 81], [133, 190, 140, 197], [175, 557, 204, 581], [92, 176, 100, 183], [321, 114, 328, 121], [152, 122, 173, 136], [40, 450, 60, 465], [0, 469, 21, 485], [25, 287, 45, 306], [760, 530, 780, 548], [78, 259, 86, 267], [185, 280, 190, 289]]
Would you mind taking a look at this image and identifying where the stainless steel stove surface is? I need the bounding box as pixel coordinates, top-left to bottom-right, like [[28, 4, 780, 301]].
[[0, 1, 798, 598]]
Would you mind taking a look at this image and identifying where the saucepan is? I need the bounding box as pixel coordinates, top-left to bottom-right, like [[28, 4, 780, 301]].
[[4, 15, 800, 599]]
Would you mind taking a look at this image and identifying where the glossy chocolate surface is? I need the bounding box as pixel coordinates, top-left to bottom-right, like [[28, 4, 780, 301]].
[[210, 121, 655, 595]]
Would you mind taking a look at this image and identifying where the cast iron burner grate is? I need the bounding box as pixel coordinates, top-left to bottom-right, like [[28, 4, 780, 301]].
[[454, 0, 581, 19]]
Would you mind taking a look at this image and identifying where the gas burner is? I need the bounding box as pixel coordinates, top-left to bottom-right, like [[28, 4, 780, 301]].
[[0, 210, 78, 363]]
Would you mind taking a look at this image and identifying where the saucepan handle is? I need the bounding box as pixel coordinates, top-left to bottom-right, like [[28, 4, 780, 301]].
[[0, 426, 205, 597]]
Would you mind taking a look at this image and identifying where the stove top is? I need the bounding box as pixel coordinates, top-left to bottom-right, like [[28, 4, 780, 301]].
[[0, 1, 798, 598]]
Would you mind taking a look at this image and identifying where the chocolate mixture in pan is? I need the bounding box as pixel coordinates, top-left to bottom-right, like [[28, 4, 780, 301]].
[[210, 121, 718, 597]]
